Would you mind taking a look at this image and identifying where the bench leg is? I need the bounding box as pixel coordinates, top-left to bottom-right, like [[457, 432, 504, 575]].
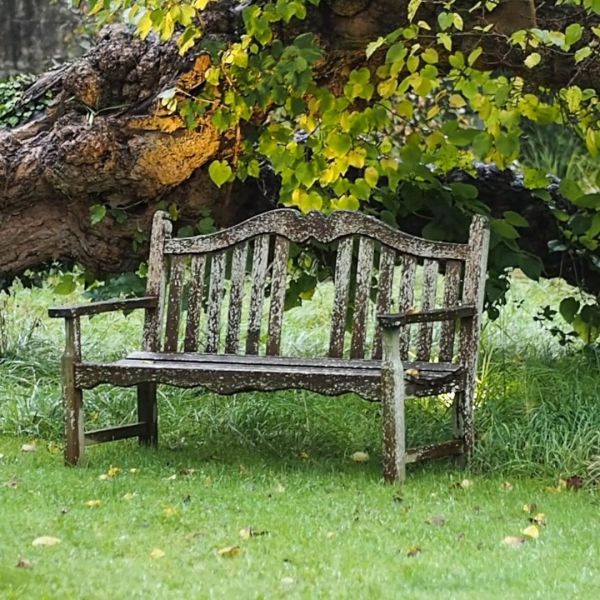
[[382, 329, 406, 484], [137, 383, 158, 447], [63, 317, 84, 465], [453, 388, 474, 466], [64, 380, 84, 465]]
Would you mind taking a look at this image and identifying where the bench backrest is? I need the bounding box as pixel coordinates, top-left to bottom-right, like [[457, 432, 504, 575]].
[[141, 209, 488, 364]]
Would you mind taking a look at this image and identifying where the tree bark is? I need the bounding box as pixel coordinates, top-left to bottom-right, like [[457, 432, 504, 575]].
[[0, 2, 599, 295]]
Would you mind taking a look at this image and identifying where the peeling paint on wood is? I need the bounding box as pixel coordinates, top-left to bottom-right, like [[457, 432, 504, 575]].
[[49, 209, 488, 479]]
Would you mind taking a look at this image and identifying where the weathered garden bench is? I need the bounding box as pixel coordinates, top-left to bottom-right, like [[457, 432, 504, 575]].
[[49, 209, 489, 482]]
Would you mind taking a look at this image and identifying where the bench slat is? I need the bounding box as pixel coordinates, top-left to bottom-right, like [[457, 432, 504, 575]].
[[351, 238, 375, 359], [329, 237, 353, 358], [246, 235, 270, 355], [165, 210, 470, 260], [125, 350, 461, 373], [205, 251, 226, 353], [142, 211, 171, 352], [184, 255, 206, 352], [417, 259, 439, 361], [372, 247, 396, 360], [164, 256, 185, 352], [439, 260, 462, 361], [225, 243, 249, 354], [267, 236, 290, 356], [398, 255, 417, 360]]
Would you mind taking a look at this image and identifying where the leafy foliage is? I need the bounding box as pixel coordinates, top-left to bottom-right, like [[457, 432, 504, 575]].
[[0, 75, 52, 128], [77, 0, 600, 341]]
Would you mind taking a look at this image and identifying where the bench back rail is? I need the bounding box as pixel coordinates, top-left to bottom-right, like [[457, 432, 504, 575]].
[[142, 210, 483, 366]]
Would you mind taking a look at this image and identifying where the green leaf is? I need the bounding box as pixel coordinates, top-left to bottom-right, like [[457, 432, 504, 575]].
[[54, 274, 77, 296], [565, 23, 584, 47], [560, 297, 580, 323], [208, 160, 233, 187], [503, 211, 529, 228], [491, 219, 520, 240], [559, 178, 584, 202], [90, 204, 107, 225], [524, 53, 541, 69]]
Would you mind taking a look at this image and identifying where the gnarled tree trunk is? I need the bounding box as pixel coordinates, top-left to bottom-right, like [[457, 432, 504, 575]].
[[0, 1, 599, 296]]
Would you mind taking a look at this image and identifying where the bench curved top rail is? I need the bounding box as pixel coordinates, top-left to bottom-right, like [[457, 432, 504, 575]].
[[164, 209, 471, 260]]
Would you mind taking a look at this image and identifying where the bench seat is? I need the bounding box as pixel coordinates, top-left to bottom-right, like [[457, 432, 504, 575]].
[[75, 352, 464, 399]]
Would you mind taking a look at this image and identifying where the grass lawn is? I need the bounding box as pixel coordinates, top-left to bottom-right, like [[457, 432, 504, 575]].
[[1, 273, 600, 597], [2, 436, 600, 599]]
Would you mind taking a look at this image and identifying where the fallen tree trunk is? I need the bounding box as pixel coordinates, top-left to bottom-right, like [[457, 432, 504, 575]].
[[0, 2, 599, 297]]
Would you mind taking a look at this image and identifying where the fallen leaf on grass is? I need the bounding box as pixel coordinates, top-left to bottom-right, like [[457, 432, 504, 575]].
[[522, 503, 537, 514], [162, 507, 178, 518], [32, 536, 61, 547], [98, 474, 110, 481], [325, 531, 336, 539], [275, 483, 286, 494], [16, 558, 32, 569], [3, 478, 18, 489], [529, 513, 546, 527], [239, 527, 268, 540], [522, 525, 540, 540], [218, 545, 241, 558], [406, 545, 421, 557], [85, 499, 102, 508], [501, 535, 526, 547], [501, 481, 514, 491], [351, 452, 369, 463], [106, 466, 120, 478], [150, 548, 165, 560], [426, 515, 446, 527], [180, 468, 196, 476], [129, 468, 139, 474], [452, 479, 473, 489], [298, 451, 310, 461], [21, 443, 37, 453]]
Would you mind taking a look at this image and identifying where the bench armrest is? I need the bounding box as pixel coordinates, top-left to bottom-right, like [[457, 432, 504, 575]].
[[377, 305, 477, 329], [48, 296, 158, 319]]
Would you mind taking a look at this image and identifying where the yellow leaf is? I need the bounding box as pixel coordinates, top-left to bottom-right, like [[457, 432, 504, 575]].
[[351, 451, 369, 463], [522, 525, 540, 539], [32, 536, 61, 547], [522, 503, 537, 513], [530, 513, 546, 527], [406, 545, 421, 557], [500, 481, 513, 491], [107, 466, 121, 478], [218, 545, 241, 558], [85, 499, 102, 508], [405, 368, 420, 378], [150, 548, 165, 560], [163, 507, 178, 518]]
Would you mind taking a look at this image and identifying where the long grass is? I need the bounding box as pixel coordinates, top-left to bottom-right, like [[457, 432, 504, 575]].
[[1, 272, 599, 478]]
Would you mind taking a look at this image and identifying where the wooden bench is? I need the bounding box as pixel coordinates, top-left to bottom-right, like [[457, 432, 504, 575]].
[[49, 209, 489, 482]]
